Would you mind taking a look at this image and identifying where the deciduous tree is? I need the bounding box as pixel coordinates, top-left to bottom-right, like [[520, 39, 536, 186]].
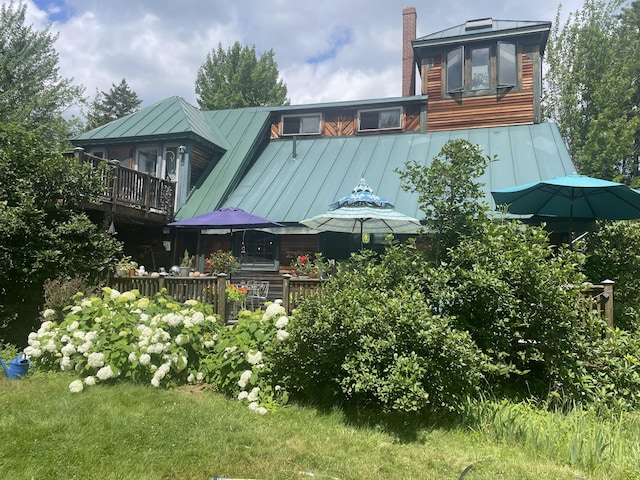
[[195, 41, 288, 110]]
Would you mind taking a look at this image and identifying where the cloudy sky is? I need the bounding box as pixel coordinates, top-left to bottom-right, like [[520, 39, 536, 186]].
[[17, 0, 585, 116]]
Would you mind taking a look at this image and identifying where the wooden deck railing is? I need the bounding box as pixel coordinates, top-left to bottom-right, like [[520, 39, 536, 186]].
[[71, 149, 175, 219]]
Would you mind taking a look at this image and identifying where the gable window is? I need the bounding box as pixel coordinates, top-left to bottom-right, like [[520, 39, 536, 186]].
[[282, 114, 321, 135], [497, 42, 517, 87], [446, 47, 464, 92], [358, 107, 402, 131]]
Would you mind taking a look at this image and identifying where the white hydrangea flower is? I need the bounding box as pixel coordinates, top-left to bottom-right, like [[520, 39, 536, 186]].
[[248, 401, 259, 411], [248, 387, 260, 402], [275, 316, 289, 329], [87, 352, 105, 369], [67, 321, 79, 332], [73, 330, 85, 339], [23, 346, 41, 358], [139, 353, 151, 366], [84, 376, 96, 386], [184, 299, 197, 306], [246, 350, 262, 365], [60, 356, 72, 371], [42, 339, 57, 352], [187, 373, 195, 383], [70, 306, 83, 314], [110, 289, 121, 300], [238, 370, 252, 388], [204, 340, 215, 348], [42, 309, 56, 319], [192, 312, 205, 325], [128, 352, 137, 363], [28, 332, 38, 343], [96, 365, 115, 381], [60, 334, 70, 343], [69, 380, 84, 393], [175, 334, 189, 346], [263, 303, 286, 321], [183, 319, 194, 329], [139, 313, 149, 323], [196, 372, 204, 382], [81, 299, 92, 308], [77, 341, 93, 354], [238, 391, 249, 401], [120, 291, 136, 302], [85, 331, 98, 342], [277, 330, 290, 342], [257, 406, 268, 415], [151, 377, 160, 388]]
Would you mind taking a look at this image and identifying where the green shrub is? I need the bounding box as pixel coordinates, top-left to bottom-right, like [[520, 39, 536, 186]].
[[271, 243, 490, 414], [43, 275, 101, 319]]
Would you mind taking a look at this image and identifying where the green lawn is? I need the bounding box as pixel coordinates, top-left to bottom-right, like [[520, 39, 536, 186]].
[[0, 372, 635, 480]]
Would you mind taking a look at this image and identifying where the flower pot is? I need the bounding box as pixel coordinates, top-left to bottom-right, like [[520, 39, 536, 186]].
[[179, 266, 190, 277]]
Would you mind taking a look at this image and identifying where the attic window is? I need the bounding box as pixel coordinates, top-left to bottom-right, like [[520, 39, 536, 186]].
[[358, 107, 402, 131], [281, 114, 321, 136], [465, 18, 493, 30]]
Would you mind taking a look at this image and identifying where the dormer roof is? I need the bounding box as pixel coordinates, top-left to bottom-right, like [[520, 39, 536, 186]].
[[412, 19, 551, 54]]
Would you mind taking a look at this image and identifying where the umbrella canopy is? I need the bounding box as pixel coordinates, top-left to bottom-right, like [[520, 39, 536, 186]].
[[169, 207, 284, 229], [491, 173, 640, 221], [301, 178, 421, 247]]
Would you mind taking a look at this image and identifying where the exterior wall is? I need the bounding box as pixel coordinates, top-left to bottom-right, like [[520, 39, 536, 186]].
[[269, 105, 422, 139], [423, 49, 537, 132]]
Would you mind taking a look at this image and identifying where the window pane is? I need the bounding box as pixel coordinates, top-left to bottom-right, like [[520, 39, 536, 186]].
[[300, 115, 320, 133], [359, 111, 379, 130], [139, 149, 157, 175], [165, 147, 177, 181], [446, 47, 463, 92], [379, 109, 400, 128], [471, 47, 490, 90], [282, 116, 300, 135], [498, 42, 517, 86]]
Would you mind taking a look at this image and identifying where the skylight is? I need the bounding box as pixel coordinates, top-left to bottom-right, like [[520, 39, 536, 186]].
[[465, 18, 493, 31]]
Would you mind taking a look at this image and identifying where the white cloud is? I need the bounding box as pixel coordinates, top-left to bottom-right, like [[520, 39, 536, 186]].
[[11, 0, 585, 112]]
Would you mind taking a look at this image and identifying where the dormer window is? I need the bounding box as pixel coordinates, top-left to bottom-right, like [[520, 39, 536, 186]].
[[445, 41, 518, 95], [358, 107, 402, 131], [282, 114, 321, 136]]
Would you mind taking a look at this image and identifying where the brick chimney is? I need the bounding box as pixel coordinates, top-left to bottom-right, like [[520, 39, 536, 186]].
[[402, 6, 417, 97]]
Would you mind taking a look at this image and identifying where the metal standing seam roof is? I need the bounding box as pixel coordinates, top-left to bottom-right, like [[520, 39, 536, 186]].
[[73, 96, 230, 150], [187, 122, 575, 225]]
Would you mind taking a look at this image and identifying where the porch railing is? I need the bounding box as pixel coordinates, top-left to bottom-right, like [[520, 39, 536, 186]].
[[72, 149, 175, 219]]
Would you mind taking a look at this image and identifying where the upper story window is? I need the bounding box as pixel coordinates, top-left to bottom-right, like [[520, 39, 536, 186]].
[[358, 107, 402, 131], [445, 41, 518, 95], [282, 114, 321, 135], [138, 147, 158, 176]]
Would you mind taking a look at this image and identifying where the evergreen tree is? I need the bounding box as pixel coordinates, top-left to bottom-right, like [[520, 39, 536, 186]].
[[86, 79, 142, 130], [544, 0, 640, 185], [195, 41, 289, 110]]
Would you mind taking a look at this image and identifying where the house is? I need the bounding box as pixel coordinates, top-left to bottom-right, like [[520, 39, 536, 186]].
[[72, 7, 575, 273]]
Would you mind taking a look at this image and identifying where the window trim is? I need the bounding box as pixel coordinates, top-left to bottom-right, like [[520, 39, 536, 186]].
[[281, 113, 322, 136], [357, 106, 403, 132]]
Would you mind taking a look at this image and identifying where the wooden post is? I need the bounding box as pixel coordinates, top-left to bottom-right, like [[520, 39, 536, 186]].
[[602, 279, 614, 332], [282, 274, 291, 313], [217, 273, 227, 323]]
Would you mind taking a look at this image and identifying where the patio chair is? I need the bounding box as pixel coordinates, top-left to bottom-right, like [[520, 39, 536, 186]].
[[247, 281, 269, 310]]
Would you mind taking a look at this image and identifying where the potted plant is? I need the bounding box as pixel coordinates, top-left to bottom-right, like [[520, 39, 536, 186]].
[[179, 249, 194, 277], [205, 250, 240, 275], [291, 253, 326, 278], [115, 255, 138, 277]]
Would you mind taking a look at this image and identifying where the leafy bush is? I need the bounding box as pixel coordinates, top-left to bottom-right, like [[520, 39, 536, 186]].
[[428, 219, 590, 397], [43, 276, 101, 319], [271, 243, 490, 414], [580, 220, 640, 331]]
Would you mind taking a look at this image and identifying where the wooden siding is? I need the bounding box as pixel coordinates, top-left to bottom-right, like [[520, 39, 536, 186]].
[[424, 52, 536, 132]]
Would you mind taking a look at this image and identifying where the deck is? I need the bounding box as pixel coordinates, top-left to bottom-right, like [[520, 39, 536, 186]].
[[69, 148, 176, 224]]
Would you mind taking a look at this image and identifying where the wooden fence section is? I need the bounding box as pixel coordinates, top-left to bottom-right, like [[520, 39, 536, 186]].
[[72, 149, 175, 220], [582, 280, 615, 330]]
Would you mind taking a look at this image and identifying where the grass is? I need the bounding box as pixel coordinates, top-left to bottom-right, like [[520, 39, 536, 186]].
[[1, 372, 637, 480]]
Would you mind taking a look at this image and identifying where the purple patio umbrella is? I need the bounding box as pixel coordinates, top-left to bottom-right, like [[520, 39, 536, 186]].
[[168, 207, 284, 275]]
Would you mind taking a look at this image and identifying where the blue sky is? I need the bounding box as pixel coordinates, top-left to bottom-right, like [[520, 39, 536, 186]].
[[13, 0, 586, 118]]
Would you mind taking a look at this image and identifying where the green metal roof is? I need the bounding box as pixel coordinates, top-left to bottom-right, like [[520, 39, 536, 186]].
[[173, 107, 272, 220], [73, 96, 230, 150], [413, 19, 551, 51], [178, 121, 575, 224]]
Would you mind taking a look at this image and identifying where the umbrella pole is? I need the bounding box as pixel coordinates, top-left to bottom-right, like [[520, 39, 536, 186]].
[[360, 220, 364, 250]]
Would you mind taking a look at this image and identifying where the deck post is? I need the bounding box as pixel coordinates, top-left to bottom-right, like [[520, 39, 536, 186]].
[[217, 273, 228, 323], [602, 279, 614, 333], [282, 274, 292, 313]]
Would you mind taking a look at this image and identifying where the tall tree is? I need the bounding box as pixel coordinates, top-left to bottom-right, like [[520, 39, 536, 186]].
[[86, 79, 142, 130], [0, 2, 83, 146], [544, 0, 640, 185], [396, 139, 492, 265], [195, 41, 289, 110]]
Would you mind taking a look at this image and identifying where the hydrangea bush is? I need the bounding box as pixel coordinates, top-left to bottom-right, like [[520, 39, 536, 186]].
[[24, 287, 291, 413]]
